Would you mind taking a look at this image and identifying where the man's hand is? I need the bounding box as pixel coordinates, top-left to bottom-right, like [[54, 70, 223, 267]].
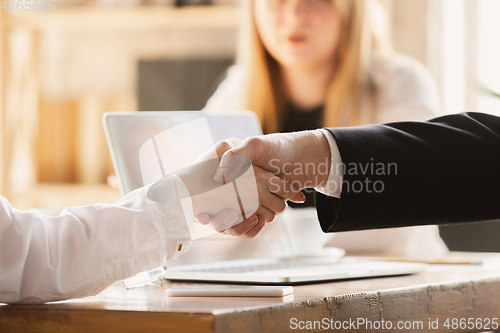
[[214, 130, 332, 189], [194, 137, 307, 238], [196, 130, 331, 238]]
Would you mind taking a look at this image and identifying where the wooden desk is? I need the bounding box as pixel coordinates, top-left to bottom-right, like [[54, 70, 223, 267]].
[[1, 264, 500, 332]]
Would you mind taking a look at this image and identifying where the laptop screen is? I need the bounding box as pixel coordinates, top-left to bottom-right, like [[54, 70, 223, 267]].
[[104, 111, 262, 196]]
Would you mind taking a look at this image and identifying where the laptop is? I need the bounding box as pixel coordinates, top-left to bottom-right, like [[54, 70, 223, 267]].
[[103, 111, 426, 285]]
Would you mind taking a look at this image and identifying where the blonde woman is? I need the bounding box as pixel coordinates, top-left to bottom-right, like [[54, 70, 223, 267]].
[[200, 0, 448, 258]]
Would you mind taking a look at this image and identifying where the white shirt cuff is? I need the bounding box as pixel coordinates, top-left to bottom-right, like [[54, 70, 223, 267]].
[[314, 129, 344, 198]]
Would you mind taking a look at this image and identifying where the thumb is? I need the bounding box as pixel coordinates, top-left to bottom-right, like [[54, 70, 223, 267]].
[[213, 140, 258, 183], [213, 153, 253, 184]]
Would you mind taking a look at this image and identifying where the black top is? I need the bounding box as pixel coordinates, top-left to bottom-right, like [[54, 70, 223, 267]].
[[281, 103, 324, 133], [281, 103, 324, 208], [315, 112, 500, 232]]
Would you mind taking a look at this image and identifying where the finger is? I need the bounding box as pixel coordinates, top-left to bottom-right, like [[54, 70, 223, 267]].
[[213, 137, 242, 159], [221, 214, 259, 237], [240, 216, 267, 239], [213, 137, 267, 183], [260, 186, 288, 215], [224, 137, 265, 164], [194, 213, 210, 225], [196, 137, 242, 163], [205, 209, 240, 232], [213, 155, 252, 184], [267, 175, 306, 203], [254, 205, 277, 223], [223, 205, 275, 237]]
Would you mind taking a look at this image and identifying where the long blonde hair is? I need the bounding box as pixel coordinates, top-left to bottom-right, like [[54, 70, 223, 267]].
[[237, 0, 392, 133]]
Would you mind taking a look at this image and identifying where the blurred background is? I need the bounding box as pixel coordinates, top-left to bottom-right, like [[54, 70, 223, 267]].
[[0, 0, 499, 249]]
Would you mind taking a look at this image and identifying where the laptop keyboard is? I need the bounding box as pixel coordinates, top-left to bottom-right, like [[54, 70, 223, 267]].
[[163, 258, 426, 284], [172, 258, 340, 274]]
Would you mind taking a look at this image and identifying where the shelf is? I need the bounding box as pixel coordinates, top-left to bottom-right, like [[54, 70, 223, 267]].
[[3, 6, 240, 32], [8, 183, 122, 211]]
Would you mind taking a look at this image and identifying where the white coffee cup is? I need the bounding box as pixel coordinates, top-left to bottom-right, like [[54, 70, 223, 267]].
[[279, 207, 336, 257]]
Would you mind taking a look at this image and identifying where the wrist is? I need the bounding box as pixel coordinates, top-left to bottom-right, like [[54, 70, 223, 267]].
[[313, 129, 332, 187], [299, 130, 331, 188], [314, 129, 344, 198]]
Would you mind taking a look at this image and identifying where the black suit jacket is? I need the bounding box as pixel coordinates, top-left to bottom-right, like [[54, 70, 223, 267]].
[[315, 112, 500, 232]]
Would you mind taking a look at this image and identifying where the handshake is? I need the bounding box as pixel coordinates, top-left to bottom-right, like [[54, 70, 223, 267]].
[[147, 130, 332, 239]]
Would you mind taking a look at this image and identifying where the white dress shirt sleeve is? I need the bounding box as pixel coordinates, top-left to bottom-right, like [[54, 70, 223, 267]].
[[314, 129, 344, 198], [0, 186, 191, 304]]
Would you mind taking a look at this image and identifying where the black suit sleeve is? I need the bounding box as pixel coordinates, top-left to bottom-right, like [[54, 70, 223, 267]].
[[315, 112, 500, 232]]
